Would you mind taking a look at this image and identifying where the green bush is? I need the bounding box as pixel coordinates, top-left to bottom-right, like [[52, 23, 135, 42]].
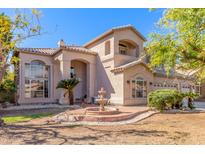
[[147, 89, 183, 112], [0, 79, 16, 104]]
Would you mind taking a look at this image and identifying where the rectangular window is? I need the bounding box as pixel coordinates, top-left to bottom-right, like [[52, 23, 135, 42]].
[[105, 41, 111, 55], [131, 77, 147, 98]]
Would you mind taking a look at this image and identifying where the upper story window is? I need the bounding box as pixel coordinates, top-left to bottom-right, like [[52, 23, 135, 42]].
[[25, 60, 50, 98], [105, 41, 111, 55]]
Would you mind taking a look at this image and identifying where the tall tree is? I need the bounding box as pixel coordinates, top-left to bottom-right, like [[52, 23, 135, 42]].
[[0, 9, 41, 126], [0, 9, 41, 83], [147, 9, 205, 81]]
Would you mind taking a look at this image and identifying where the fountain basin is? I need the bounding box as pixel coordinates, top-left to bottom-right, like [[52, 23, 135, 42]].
[[85, 107, 120, 115]]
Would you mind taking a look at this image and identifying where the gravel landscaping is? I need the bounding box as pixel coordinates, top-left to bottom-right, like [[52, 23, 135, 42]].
[[1, 112, 205, 144]]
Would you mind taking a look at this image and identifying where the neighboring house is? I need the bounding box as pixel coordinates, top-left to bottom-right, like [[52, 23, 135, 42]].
[[15, 25, 200, 105]]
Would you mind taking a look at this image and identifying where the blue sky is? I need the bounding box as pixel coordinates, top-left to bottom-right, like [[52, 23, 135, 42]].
[[1, 8, 165, 48]]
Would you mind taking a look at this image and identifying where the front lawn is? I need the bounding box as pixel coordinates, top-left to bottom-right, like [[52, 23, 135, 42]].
[[2, 113, 53, 124]]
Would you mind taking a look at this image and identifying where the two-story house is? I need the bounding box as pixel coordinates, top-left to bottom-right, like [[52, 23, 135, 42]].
[[15, 25, 198, 106]]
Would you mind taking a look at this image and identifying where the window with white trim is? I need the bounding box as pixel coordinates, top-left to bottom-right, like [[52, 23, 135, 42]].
[[132, 77, 147, 98], [25, 60, 50, 98]]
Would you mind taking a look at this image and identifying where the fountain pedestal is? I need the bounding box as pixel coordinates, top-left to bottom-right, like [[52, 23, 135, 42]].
[[96, 87, 107, 111], [85, 87, 119, 115]]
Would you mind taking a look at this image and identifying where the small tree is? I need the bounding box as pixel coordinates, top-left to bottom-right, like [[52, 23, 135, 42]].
[[147, 9, 205, 81], [0, 9, 41, 83], [0, 9, 42, 126], [56, 78, 80, 105], [0, 71, 16, 104]]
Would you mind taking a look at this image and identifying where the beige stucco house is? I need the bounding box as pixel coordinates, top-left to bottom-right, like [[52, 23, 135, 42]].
[[15, 25, 200, 106]]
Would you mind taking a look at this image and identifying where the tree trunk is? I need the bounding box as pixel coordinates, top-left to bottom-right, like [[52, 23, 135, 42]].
[[69, 90, 74, 105]]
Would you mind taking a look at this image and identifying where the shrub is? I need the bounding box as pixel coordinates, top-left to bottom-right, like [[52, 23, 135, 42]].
[[182, 92, 199, 110], [0, 79, 16, 104], [147, 89, 183, 112]]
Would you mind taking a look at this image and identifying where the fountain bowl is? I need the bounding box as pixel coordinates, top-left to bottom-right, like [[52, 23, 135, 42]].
[[85, 107, 120, 115]]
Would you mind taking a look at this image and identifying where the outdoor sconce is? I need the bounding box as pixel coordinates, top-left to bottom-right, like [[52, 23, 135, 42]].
[[127, 80, 130, 84]]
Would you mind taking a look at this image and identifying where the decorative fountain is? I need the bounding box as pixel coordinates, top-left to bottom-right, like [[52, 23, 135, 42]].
[[85, 87, 119, 115], [50, 87, 145, 123], [96, 87, 108, 111]]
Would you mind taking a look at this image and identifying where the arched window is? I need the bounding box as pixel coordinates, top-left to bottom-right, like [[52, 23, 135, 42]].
[[25, 60, 50, 98], [131, 77, 147, 98]]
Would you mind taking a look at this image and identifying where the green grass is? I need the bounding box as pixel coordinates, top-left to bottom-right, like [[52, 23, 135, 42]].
[[2, 113, 53, 123]]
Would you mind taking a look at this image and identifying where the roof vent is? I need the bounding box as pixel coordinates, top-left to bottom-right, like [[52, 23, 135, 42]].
[[57, 39, 65, 47]]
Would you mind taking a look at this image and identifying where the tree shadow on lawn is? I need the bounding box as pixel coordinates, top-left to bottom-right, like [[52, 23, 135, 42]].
[[84, 126, 168, 138], [0, 123, 168, 145], [1, 124, 98, 145]]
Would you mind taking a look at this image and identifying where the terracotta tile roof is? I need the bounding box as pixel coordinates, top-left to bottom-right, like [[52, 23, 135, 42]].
[[111, 58, 148, 73], [18, 45, 97, 56], [153, 71, 185, 78], [84, 24, 146, 47], [175, 66, 199, 77], [18, 48, 58, 55], [62, 45, 97, 55], [111, 58, 192, 80], [112, 24, 146, 41]]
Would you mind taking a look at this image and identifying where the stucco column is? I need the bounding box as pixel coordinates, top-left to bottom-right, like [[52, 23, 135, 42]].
[[60, 60, 70, 79], [87, 63, 96, 102], [59, 60, 71, 104]]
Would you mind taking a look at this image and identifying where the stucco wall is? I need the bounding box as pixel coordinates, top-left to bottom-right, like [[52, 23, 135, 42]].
[[86, 34, 115, 62], [109, 71, 124, 105], [123, 64, 154, 105], [114, 54, 137, 67], [53, 61, 61, 101], [18, 52, 57, 104], [95, 56, 124, 105]]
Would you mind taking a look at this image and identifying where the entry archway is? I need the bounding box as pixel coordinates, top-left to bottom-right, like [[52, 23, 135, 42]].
[[71, 59, 88, 101]]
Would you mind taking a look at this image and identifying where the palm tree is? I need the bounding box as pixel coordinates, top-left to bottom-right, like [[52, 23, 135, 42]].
[[56, 78, 80, 105]]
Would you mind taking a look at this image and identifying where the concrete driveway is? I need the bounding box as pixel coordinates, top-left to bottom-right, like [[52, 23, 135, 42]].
[[194, 101, 205, 109]]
